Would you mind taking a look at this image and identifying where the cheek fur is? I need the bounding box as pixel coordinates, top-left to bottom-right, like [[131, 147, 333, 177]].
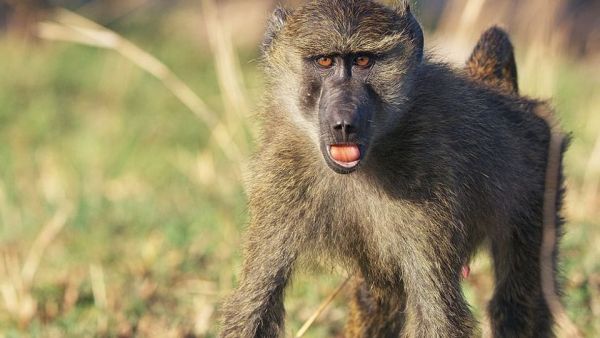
[[298, 77, 322, 117]]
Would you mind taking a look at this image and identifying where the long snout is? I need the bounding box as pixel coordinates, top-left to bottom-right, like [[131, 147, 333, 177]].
[[318, 80, 373, 173], [319, 80, 371, 145]]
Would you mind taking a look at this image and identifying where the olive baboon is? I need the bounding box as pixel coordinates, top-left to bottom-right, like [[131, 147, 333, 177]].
[[220, 1, 566, 337]]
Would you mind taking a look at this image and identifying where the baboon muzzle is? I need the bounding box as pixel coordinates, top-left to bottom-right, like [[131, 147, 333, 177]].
[[319, 80, 373, 174]]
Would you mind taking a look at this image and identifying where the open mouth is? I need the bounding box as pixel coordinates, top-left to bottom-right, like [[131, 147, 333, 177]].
[[328, 144, 361, 169]]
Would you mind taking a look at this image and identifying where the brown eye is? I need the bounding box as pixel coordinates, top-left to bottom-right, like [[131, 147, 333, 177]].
[[355, 55, 371, 67], [316, 56, 333, 68]]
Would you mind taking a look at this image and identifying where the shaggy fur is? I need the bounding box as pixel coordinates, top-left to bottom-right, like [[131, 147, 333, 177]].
[[219, 1, 566, 337]]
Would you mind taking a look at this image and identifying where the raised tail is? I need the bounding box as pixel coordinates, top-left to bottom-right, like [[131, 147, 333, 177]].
[[466, 26, 519, 94]]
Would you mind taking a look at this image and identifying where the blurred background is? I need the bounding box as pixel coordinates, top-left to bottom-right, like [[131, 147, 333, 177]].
[[0, 0, 598, 337]]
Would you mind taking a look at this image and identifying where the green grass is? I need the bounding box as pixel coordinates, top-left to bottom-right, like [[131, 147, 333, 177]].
[[0, 8, 598, 338], [0, 30, 249, 336]]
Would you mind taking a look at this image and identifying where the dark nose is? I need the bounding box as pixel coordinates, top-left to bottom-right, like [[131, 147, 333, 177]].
[[332, 119, 357, 142]]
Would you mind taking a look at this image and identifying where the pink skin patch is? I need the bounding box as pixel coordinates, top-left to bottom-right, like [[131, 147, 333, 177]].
[[461, 265, 470, 279], [329, 144, 361, 168]]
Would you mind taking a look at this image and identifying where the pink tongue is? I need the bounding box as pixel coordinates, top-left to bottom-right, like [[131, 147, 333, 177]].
[[330, 145, 360, 163]]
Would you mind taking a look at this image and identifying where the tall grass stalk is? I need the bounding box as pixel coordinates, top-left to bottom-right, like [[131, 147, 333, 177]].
[[37, 9, 244, 166]]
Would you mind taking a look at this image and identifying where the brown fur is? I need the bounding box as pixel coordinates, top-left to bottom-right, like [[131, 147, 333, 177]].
[[466, 26, 519, 94], [345, 275, 406, 337], [220, 1, 566, 337]]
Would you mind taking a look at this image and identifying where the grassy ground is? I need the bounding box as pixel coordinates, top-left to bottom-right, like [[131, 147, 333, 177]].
[[0, 2, 598, 337]]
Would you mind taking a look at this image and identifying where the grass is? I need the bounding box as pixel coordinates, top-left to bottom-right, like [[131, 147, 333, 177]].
[[0, 1, 598, 337]]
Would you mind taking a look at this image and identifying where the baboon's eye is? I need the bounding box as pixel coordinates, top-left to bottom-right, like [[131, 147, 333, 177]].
[[316, 56, 334, 68], [354, 55, 372, 68]]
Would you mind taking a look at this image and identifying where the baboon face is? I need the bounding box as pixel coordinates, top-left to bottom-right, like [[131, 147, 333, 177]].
[[262, 0, 423, 174]]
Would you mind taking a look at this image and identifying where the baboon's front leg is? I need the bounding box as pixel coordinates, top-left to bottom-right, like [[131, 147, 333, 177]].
[[220, 217, 298, 338], [400, 230, 476, 338]]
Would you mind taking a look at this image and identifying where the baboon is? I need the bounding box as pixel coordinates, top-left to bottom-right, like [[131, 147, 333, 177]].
[[220, 1, 566, 337]]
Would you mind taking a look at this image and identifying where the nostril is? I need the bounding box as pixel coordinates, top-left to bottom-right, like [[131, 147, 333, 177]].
[[333, 122, 344, 131], [345, 124, 356, 134], [332, 121, 357, 140]]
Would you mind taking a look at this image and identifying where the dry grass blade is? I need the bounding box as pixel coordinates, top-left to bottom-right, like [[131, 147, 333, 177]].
[[456, 0, 486, 37], [0, 205, 71, 327], [295, 276, 351, 338], [540, 118, 583, 337], [90, 264, 108, 333], [21, 205, 72, 288], [89, 264, 107, 310], [201, 0, 251, 127], [36, 9, 243, 163], [0, 253, 36, 326]]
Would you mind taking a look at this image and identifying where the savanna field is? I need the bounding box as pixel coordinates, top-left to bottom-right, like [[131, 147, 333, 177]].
[[0, 0, 598, 337]]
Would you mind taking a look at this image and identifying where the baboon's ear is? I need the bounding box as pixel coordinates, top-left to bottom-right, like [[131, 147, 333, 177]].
[[394, 1, 424, 62], [262, 6, 290, 55]]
